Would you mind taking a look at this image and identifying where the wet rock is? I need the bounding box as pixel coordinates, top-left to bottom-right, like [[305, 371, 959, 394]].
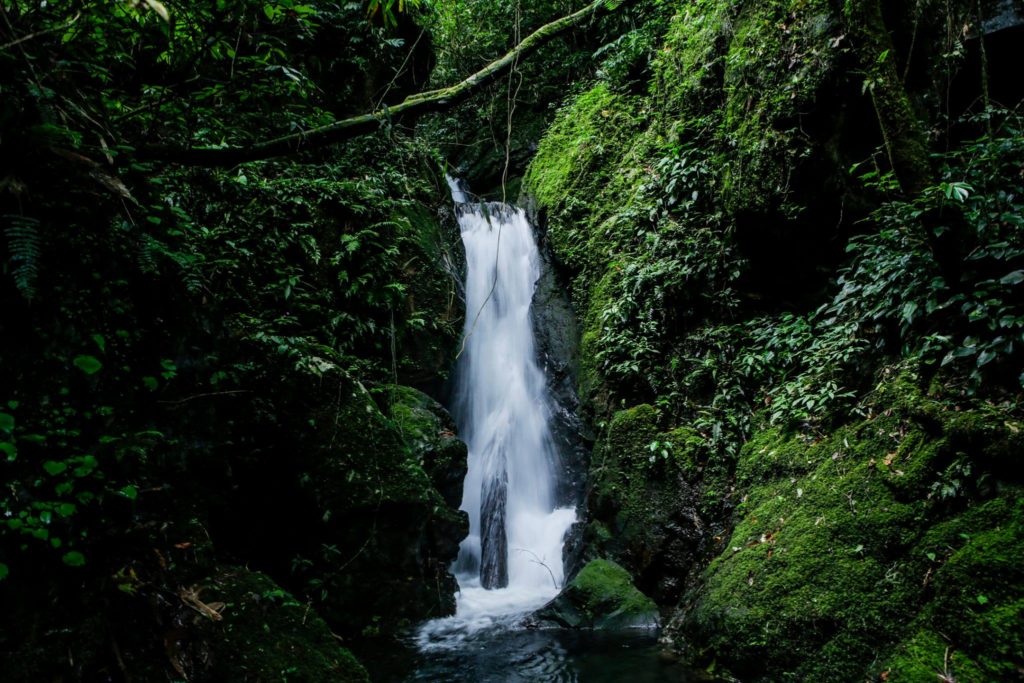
[[529, 206, 592, 577], [177, 567, 369, 682], [533, 559, 659, 630]]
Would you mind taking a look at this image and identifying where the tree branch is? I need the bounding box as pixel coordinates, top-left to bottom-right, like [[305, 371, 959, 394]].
[[139, 0, 637, 166]]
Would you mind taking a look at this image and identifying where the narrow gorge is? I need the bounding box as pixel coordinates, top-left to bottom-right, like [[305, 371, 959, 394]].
[[1, 1, 1023, 681]]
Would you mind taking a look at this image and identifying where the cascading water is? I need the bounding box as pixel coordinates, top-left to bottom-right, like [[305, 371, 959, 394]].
[[417, 179, 577, 647]]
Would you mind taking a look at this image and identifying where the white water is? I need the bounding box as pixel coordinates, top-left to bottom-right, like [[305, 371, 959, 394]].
[[418, 179, 576, 649]]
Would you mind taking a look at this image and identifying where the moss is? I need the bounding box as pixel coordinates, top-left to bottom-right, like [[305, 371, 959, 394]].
[[588, 405, 707, 601], [680, 381, 1024, 681], [202, 567, 369, 682], [381, 384, 467, 507], [524, 83, 641, 214], [652, 0, 734, 115], [577, 265, 621, 404], [925, 521, 1024, 678], [536, 559, 658, 629], [306, 374, 438, 510], [883, 630, 987, 683]]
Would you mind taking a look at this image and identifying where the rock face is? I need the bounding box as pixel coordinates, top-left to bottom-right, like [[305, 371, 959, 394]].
[[583, 404, 717, 605], [520, 1, 1024, 681], [669, 373, 1024, 681], [207, 368, 468, 638], [301, 375, 469, 634], [176, 567, 370, 683], [534, 559, 658, 630], [529, 210, 592, 576]]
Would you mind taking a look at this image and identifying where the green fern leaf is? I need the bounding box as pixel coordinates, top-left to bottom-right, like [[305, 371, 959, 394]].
[[3, 214, 41, 300]]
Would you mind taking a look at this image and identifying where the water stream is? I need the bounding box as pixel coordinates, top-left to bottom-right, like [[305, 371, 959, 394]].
[[417, 180, 577, 649], [386, 181, 699, 682]]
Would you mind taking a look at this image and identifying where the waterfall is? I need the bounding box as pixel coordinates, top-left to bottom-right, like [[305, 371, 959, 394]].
[[419, 178, 577, 646]]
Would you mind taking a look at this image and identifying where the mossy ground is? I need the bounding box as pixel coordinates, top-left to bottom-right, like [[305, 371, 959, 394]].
[[198, 568, 370, 682], [525, 3, 1023, 679], [678, 375, 1024, 681]]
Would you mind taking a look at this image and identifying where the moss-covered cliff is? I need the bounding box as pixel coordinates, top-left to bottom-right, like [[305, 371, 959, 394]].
[[524, 0, 1024, 679]]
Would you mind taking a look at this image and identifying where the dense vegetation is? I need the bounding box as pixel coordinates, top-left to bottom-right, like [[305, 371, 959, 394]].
[[2, 0, 1023, 681]]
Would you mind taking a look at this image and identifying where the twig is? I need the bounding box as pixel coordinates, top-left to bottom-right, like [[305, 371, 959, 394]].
[[513, 547, 559, 589], [157, 389, 250, 405], [0, 12, 80, 52]]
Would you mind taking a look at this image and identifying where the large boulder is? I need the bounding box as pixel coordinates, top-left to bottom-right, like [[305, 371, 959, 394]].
[[534, 559, 658, 630], [670, 376, 1024, 681], [586, 404, 708, 603]]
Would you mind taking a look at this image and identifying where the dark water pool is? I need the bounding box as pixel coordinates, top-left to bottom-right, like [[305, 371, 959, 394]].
[[354, 629, 705, 683]]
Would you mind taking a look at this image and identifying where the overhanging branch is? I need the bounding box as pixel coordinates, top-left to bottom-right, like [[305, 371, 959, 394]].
[[141, 0, 638, 166]]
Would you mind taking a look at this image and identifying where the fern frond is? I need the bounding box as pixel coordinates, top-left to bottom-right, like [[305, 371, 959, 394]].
[[3, 214, 41, 300]]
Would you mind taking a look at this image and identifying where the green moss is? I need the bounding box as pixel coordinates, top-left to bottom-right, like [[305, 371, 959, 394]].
[[588, 405, 707, 598], [537, 559, 658, 629], [682, 382, 1024, 681], [653, 0, 734, 113], [204, 568, 369, 682], [925, 522, 1024, 678], [884, 630, 986, 683], [524, 83, 641, 213]]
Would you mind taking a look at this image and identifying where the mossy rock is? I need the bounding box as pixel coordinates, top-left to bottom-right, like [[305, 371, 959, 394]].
[[587, 405, 707, 602], [382, 384, 468, 508], [221, 368, 467, 637], [191, 567, 369, 682], [676, 382, 1024, 682], [534, 559, 659, 630]]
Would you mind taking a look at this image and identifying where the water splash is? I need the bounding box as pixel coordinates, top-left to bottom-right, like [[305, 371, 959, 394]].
[[419, 179, 576, 649]]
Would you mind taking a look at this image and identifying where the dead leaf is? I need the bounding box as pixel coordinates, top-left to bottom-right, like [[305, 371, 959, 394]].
[[179, 585, 226, 622]]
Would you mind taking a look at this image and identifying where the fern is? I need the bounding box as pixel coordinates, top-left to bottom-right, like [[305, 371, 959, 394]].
[[3, 214, 41, 300], [136, 233, 163, 275]]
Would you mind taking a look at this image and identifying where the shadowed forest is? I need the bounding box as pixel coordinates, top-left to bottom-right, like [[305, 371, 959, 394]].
[[1, 0, 1023, 681]]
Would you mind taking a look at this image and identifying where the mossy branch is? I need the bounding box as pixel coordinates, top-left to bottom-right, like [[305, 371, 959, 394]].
[[141, 0, 637, 166]]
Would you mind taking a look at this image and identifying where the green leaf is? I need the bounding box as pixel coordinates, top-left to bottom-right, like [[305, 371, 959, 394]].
[[142, 376, 159, 391], [926, 552, 936, 562], [0, 562, 8, 581], [1000, 270, 1024, 286], [0, 442, 16, 461], [119, 485, 138, 501], [73, 355, 103, 375], [91, 334, 106, 352], [72, 455, 98, 478], [976, 594, 989, 605], [62, 551, 86, 567], [43, 461, 68, 476], [902, 301, 918, 323], [0, 412, 13, 433]]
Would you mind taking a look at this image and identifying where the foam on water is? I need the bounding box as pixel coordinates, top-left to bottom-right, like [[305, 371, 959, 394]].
[[418, 179, 577, 648]]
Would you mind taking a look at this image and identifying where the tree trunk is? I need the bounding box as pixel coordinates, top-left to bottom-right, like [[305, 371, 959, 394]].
[[843, 0, 932, 194]]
